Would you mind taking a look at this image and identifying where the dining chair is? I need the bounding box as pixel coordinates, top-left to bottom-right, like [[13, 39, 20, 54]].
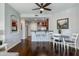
[[53, 34, 65, 55], [65, 33, 78, 55]]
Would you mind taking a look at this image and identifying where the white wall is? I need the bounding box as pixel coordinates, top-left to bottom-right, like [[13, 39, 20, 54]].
[[5, 4, 22, 50], [0, 3, 5, 41], [0, 3, 5, 30]]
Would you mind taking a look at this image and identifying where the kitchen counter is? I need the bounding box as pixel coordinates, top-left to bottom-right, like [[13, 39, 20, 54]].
[[31, 30, 53, 42]]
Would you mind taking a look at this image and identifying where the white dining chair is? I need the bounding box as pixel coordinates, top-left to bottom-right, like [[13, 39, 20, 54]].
[[65, 33, 78, 55], [53, 34, 65, 55]]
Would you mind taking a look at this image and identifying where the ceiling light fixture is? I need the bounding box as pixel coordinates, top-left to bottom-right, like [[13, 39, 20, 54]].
[[40, 8, 44, 11]]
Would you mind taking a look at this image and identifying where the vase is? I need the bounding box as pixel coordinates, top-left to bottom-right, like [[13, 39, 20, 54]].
[[58, 29, 61, 34]]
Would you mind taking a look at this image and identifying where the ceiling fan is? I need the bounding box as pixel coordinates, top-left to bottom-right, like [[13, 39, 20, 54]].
[[32, 3, 52, 13]]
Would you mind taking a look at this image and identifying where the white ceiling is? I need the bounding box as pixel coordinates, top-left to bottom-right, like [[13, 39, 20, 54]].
[[8, 3, 77, 15]]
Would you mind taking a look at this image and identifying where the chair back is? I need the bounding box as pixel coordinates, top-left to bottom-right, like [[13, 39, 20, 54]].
[[53, 34, 61, 40], [48, 31, 53, 38], [71, 33, 79, 42]]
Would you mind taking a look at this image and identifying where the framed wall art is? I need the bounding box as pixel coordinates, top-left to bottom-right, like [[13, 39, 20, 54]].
[[11, 15, 17, 32], [57, 18, 69, 29]]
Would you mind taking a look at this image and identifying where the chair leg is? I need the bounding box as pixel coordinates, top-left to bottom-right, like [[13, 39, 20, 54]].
[[56, 43, 60, 55], [54, 42, 58, 55], [53, 42, 55, 55], [67, 44, 69, 56], [75, 45, 77, 56], [75, 49, 77, 56], [63, 44, 65, 56], [63, 41, 66, 56], [59, 44, 60, 55], [63, 38, 65, 56]]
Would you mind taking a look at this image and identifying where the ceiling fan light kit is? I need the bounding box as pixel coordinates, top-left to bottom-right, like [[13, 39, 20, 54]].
[[40, 8, 44, 11], [32, 3, 52, 13]]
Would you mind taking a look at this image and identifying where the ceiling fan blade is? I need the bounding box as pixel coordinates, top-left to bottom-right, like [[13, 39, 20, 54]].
[[32, 8, 40, 10], [40, 11, 42, 13], [35, 3, 41, 7], [41, 3, 43, 7], [44, 8, 51, 11], [43, 3, 51, 7]]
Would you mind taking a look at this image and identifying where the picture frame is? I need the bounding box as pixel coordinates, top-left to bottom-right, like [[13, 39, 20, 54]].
[[57, 18, 69, 29], [11, 15, 17, 32]]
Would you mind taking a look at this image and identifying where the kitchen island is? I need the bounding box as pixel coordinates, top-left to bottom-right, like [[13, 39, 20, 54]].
[[31, 30, 53, 51], [31, 30, 53, 42]]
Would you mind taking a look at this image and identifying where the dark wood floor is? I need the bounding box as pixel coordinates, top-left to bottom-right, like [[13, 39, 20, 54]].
[[8, 37, 79, 56]]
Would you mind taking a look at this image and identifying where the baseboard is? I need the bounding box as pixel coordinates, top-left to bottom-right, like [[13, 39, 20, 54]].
[[7, 40, 21, 51]]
